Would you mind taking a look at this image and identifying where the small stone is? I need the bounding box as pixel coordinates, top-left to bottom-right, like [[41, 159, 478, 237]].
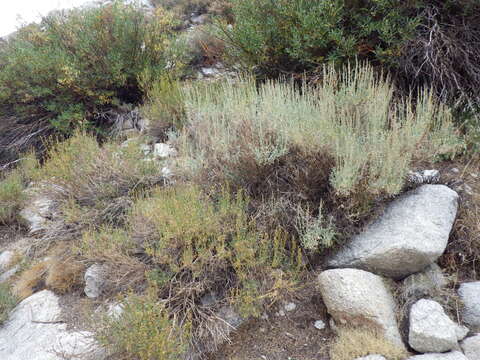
[[314, 320, 326, 330], [284, 302, 296, 312], [84, 264, 107, 299], [451, 168, 460, 174], [153, 143, 176, 158], [277, 310, 286, 317], [201, 67, 221, 77], [470, 173, 478, 179]]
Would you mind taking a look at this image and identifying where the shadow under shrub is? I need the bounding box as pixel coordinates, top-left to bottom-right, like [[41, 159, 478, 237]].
[[0, 1, 185, 162]]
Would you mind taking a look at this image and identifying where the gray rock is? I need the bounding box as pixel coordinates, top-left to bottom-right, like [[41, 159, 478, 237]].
[[355, 356, 386, 360], [402, 263, 448, 299], [284, 302, 296, 312], [84, 264, 106, 299], [407, 352, 468, 360], [0, 290, 105, 360], [191, 14, 209, 25], [456, 325, 470, 341], [0, 251, 14, 272], [408, 299, 459, 353], [459, 282, 480, 331], [328, 185, 458, 279], [153, 143, 176, 159], [0, 265, 19, 283], [313, 320, 326, 330], [201, 67, 222, 77], [461, 334, 480, 360], [19, 188, 55, 233], [317, 268, 404, 349]]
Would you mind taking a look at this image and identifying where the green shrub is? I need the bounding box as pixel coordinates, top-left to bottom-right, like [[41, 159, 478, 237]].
[[0, 155, 38, 225], [178, 63, 461, 221], [80, 184, 301, 356], [0, 1, 185, 159], [96, 291, 189, 360], [140, 75, 186, 139], [220, 0, 420, 76], [0, 283, 18, 325]]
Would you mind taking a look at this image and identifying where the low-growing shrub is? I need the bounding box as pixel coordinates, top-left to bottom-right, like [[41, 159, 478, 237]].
[[0, 154, 38, 225], [0, 283, 18, 325], [80, 184, 301, 355], [178, 64, 461, 233], [29, 131, 163, 242], [96, 290, 189, 360]]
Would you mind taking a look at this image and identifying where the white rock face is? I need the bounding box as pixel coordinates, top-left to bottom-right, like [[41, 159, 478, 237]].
[[0, 290, 105, 360], [153, 143, 177, 159], [355, 356, 387, 360], [317, 268, 404, 349], [19, 189, 55, 233], [461, 334, 480, 360], [84, 264, 106, 299], [328, 185, 458, 279], [459, 282, 480, 331], [408, 299, 459, 353], [407, 352, 468, 360]]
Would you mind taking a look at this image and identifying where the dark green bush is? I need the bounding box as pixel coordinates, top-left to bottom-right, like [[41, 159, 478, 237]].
[[220, 0, 421, 76], [0, 1, 186, 161]]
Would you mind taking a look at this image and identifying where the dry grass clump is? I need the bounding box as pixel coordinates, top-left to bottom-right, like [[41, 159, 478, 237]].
[[13, 245, 85, 299], [329, 326, 409, 360], [28, 131, 164, 244]]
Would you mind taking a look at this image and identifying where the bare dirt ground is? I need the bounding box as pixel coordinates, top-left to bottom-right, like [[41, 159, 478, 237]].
[[209, 281, 333, 360]]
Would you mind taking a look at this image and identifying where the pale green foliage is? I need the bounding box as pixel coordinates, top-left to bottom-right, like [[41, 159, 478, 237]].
[[295, 203, 336, 251], [0, 283, 18, 325], [180, 63, 461, 198]]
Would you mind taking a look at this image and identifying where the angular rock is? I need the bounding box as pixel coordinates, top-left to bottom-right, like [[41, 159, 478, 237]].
[[317, 268, 404, 349], [328, 185, 458, 279], [0, 290, 105, 360], [456, 325, 470, 341], [459, 282, 480, 331], [409, 299, 459, 353], [461, 334, 480, 360], [407, 352, 468, 360], [84, 264, 107, 298]]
